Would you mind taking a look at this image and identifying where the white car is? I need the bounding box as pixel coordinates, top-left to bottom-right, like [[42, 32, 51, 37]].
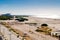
[[51, 30, 60, 37]]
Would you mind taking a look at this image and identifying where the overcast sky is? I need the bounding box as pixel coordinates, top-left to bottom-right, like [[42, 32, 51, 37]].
[[0, 0, 60, 19]]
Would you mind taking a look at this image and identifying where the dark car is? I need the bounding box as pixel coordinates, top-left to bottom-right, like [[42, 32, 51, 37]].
[[0, 36, 3, 40]]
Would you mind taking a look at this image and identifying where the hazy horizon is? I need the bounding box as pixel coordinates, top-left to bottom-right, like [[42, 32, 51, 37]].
[[0, 0, 60, 19]]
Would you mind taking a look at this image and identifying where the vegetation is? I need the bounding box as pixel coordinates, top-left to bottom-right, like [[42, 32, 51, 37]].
[[36, 24, 52, 35], [41, 23, 48, 28], [15, 17, 28, 22], [15, 15, 28, 18], [0, 13, 28, 21], [0, 13, 13, 20], [15, 15, 28, 22]]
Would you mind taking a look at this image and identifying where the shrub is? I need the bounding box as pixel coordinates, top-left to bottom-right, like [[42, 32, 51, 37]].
[[41, 24, 48, 27], [35, 29, 43, 32]]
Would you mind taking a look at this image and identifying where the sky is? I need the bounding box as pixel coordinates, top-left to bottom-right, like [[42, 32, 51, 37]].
[[0, 0, 60, 19]]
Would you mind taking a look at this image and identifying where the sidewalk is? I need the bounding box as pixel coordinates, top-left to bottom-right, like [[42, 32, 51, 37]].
[[0, 24, 21, 40]]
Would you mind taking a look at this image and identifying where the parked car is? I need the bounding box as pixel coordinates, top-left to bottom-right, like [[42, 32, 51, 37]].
[[51, 30, 60, 37]]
